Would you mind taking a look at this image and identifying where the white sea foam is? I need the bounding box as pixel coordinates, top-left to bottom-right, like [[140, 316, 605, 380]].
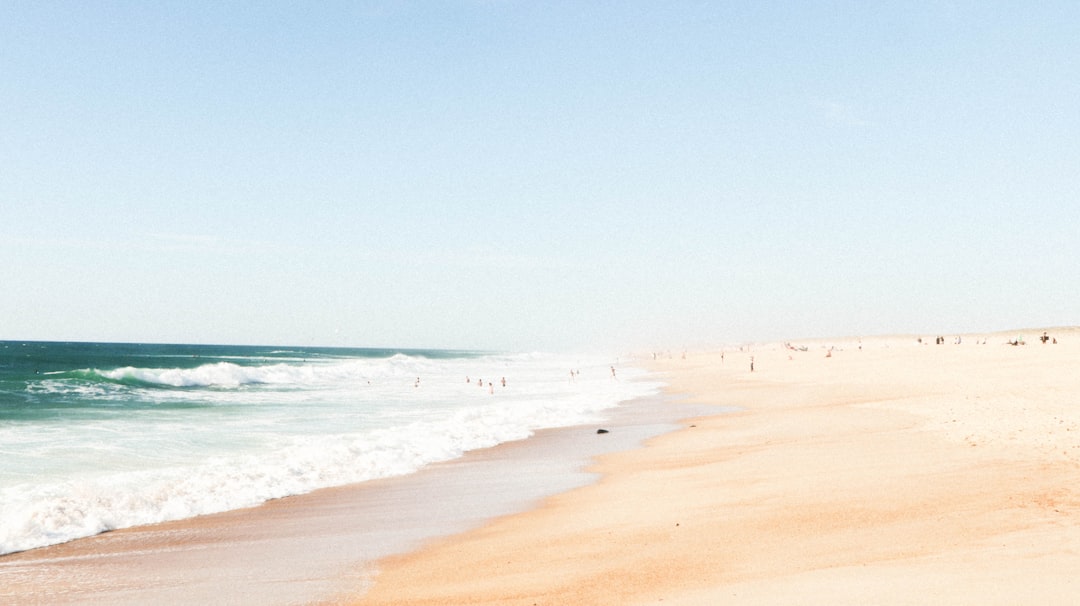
[[0, 352, 660, 555], [100, 361, 304, 387]]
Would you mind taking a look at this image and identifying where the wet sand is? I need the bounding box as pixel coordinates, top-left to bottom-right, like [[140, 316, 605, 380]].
[[353, 329, 1080, 604]]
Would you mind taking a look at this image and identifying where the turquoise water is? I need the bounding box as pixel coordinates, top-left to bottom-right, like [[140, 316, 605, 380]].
[[1, 342, 462, 418], [0, 341, 659, 555]]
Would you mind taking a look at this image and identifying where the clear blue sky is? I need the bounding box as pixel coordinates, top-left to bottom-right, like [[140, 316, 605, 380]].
[[2, 1, 1077, 351]]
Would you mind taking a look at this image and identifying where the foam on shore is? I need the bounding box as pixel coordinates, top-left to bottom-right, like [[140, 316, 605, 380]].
[[0, 391, 717, 605]]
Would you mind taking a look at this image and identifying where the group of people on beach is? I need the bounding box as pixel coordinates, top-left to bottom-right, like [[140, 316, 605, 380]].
[[914, 332, 1060, 346]]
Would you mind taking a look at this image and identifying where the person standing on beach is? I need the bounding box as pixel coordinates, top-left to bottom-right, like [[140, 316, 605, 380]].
[[750, 356, 755, 372]]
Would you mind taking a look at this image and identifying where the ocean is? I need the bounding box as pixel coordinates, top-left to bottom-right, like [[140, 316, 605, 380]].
[[0, 341, 661, 556]]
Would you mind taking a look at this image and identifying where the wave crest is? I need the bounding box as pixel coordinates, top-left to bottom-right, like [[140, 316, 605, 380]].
[[98, 362, 290, 388]]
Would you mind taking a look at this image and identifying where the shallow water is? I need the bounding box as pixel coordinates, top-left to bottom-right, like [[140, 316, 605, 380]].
[[0, 341, 661, 555]]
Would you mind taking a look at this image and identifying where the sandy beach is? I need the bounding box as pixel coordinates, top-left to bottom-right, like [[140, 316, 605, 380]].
[[4, 328, 1078, 605], [352, 328, 1080, 605]]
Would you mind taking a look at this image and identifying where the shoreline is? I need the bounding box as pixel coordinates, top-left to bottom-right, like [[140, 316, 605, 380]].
[[0, 386, 712, 605], [353, 329, 1080, 604], [5, 327, 1078, 604]]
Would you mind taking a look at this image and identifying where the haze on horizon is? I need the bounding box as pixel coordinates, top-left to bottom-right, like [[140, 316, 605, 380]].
[[2, 2, 1076, 352]]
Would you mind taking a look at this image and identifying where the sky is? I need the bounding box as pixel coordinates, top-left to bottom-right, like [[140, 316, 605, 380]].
[[1, 1, 1077, 351]]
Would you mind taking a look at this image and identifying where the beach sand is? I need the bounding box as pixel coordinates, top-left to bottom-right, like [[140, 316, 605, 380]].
[[351, 328, 1080, 605], [5, 328, 1077, 605]]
